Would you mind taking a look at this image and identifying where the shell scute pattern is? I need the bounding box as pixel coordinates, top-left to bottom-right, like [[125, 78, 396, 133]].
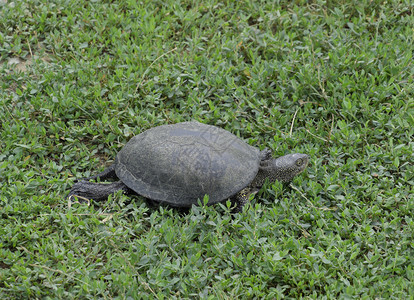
[[115, 122, 261, 206]]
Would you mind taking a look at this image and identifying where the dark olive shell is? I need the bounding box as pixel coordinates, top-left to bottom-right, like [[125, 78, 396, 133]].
[[115, 122, 260, 206]]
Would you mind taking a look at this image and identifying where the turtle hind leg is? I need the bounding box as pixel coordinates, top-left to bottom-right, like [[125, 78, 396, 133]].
[[67, 180, 132, 202], [83, 164, 117, 182]]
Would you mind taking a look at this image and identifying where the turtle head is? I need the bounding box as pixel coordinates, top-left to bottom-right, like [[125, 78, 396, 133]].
[[269, 153, 309, 183]]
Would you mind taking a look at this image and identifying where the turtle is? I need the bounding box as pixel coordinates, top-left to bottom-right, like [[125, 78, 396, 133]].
[[67, 122, 309, 212]]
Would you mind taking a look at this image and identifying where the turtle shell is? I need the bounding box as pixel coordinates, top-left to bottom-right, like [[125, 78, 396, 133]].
[[115, 122, 260, 207]]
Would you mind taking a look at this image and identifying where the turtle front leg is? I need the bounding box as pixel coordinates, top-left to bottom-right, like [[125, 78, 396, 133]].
[[231, 187, 259, 213], [259, 148, 273, 168], [260, 148, 272, 161]]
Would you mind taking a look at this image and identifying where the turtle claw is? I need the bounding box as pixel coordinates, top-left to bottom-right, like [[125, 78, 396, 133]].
[[67, 193, 91, 208]]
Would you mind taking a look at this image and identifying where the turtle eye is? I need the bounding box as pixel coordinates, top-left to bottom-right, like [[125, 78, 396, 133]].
[[296, 158, 303, 166]]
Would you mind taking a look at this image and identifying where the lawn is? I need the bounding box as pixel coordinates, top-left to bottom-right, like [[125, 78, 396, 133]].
[[0, 0, 413, 298]]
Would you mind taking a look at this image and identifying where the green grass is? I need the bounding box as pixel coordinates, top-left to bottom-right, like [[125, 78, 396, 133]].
[[1, 0, 413, 298]]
